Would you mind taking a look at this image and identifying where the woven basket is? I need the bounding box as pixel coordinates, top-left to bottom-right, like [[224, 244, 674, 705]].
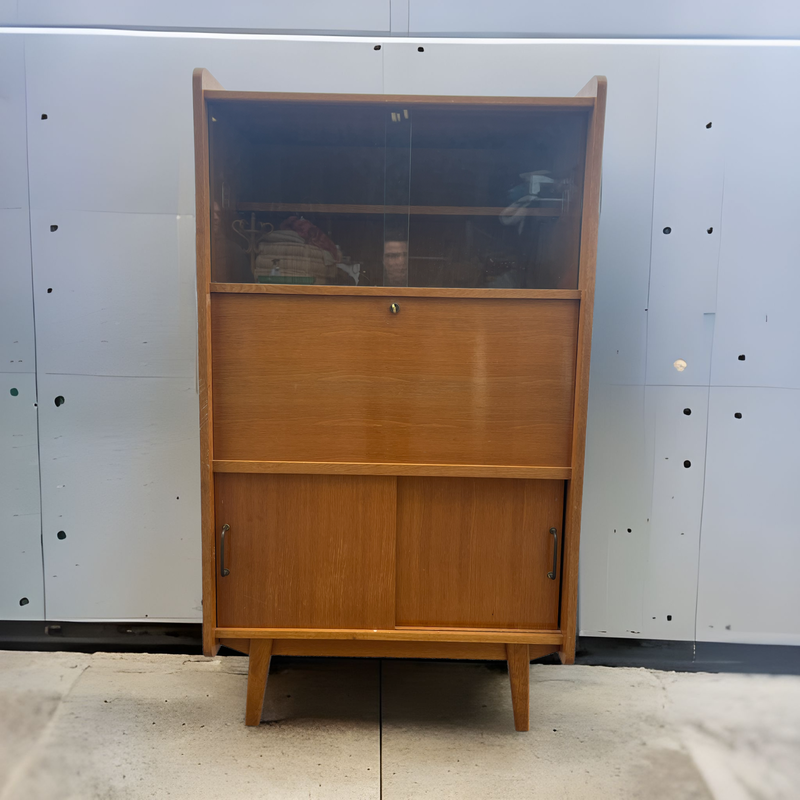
[[253, 243, 334, 281]]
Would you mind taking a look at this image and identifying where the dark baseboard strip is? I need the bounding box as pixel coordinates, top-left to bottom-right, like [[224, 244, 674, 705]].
[[575, 636, 800, 675], [0, 620, 203, 654], [1, 622, 797, 675]]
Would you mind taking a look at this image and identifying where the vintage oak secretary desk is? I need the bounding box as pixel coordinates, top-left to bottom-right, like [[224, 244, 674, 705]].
[[193, 68, 606, 731]]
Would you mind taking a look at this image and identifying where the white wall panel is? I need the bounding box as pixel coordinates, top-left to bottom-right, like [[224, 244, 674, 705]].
[[7, 1, 391, 32], [408, 1, 800, 39], [0, 34, 29, 210], [0, 0, 15, 25], [30, 211, 196, 378], [24, 34, 384, 215], [645, 48, 727, 387], [697, 388, 800, 645], [710, 49, 800, 392], [642, 386, 708, 640], [0, 208, 36, 371], [390, 0, 409, 35], [579, 384, 654, 637], [0, 34, 41, 622], [581, 385, 711, 642], [38, 373, 201, 621], [0, 373, 44, 619]]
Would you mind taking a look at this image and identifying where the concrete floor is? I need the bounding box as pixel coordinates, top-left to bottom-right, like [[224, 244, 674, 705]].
[[0, 651, 798, 799]]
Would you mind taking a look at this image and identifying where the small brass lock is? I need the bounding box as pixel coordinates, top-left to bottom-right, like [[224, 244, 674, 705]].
[[390, 303, 400, 314]]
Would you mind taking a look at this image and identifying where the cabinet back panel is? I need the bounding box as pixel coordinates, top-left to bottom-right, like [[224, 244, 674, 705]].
[[215, 473, 395, 629], [396, 477, 563, 629], [211, 294, 578, 467]]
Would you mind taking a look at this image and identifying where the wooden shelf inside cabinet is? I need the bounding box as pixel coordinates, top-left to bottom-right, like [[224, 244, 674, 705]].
[[236, 202, 562, 217], [193, 66, 607, 733]]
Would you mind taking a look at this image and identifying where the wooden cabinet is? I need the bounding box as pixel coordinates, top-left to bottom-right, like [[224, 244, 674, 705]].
[[193, 69, 606, 731]]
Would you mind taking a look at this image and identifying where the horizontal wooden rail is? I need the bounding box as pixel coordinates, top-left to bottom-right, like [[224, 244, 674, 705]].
[[206, 90, 595, 109], [210, 283, 581, 300], [213, 460, 572, 480], [236, 202, 560, 217], [218, 638, 562, 661], [216, 627, 564, 645]]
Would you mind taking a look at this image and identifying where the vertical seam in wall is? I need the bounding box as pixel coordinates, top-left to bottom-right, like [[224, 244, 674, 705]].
[[692, 167, 725, 648], [634, 49, 661, 634], [21, 34, 48, 620], [644, 49, 661, 334]]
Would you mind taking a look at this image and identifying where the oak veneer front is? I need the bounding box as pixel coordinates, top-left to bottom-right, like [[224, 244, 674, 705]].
[[215, 473, 396, 629], [211, 293, 579, 468], [396, 477, 563, 629], [219, 639, 561, 661]]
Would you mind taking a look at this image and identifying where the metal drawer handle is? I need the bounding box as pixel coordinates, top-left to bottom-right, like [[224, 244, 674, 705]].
[[220, 524, 230, 577], [547, 527, 558, 580]]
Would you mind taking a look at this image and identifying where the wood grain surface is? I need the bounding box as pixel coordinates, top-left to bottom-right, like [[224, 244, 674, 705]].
[[217, 639, 560, 661], [206, 90, 595, 108], [212, 460, 571, 480], [244, 638, 272, 726], [396, 477, 563, 629], [192, 67, 223, 656], [211, 294, 579, 468], [560, 76, 607, 664], [215, 626, 564, 645], [507, 643, 531, 731], [211, 283, 581, 300], [215, 473, 396, 629]]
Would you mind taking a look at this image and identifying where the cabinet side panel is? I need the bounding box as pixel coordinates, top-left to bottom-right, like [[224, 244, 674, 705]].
[[211, 294, 579, 468], [561, 79, 607, 662], [193, 70, 217, 655]]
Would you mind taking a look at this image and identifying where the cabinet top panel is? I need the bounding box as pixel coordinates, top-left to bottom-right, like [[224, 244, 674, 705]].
[[204, 90, 596, 110]]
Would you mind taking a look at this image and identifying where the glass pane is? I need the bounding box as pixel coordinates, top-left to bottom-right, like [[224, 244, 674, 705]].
[[383, 104, 412, 287], [406, 105, 588, 289], [207, 99, 586, 289], [207, 100, 388, 285]]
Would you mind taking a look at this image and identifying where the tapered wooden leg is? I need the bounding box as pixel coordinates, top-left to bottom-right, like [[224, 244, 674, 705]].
[[245, 639, 273, 726], [506, 643, 530, 732]]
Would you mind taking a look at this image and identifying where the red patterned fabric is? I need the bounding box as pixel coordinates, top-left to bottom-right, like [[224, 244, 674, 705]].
[[280, 216, 341, 261]]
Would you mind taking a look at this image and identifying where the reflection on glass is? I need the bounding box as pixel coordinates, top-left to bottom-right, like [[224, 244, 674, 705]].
[[207, 99, 587, 289], [405, 106, 587, 290], [383, 237, 409, 287]]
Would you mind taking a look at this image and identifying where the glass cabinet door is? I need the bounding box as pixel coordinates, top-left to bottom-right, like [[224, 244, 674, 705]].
[[208, 99, 397, 286], [207, 98, 587, 289], [404, 103, 587, 290]]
